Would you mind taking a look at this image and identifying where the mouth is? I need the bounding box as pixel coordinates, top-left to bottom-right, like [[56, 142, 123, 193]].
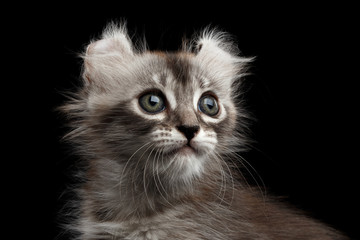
[[164, 144, 197, 157], [177, 145, 196, 155]]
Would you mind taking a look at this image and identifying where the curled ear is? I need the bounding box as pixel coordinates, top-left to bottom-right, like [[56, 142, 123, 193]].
[[86, 23, 134, 57], [196, 29, 239, 63], [82, 23, 135, 86], [194, 28, 252, 88]]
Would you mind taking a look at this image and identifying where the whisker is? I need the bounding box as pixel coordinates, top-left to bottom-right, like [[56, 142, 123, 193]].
[[151, 147, 161, 196], [162, 145, 179, 172], [220, 145, 267, 203], [220, 150, 251, 191], [212, 151, 234, 207], [129, 143, 155, 211], [117, 142, 155, 221], [143, 145, 159, 213], [237, 154, 267, 205], [153, 146, 175, 207], [215, 152, 228, 206], [117, 142, 153, 191]]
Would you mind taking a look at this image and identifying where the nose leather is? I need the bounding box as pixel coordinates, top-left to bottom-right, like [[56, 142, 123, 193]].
[[176, 125, 200, 142]]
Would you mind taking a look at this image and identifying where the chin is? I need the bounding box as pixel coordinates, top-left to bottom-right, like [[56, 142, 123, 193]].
[[164, 146, 207, 183]]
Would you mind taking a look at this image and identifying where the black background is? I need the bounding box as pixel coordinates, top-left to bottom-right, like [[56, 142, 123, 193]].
[[8, 3, 358, 239]]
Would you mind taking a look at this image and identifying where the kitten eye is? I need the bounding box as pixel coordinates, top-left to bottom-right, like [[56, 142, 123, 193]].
[[198, 95, 219, 117], [139, 92, 166, 114]]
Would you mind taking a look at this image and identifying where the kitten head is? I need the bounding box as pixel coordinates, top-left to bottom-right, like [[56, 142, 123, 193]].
[[62, 23, 251, 189]]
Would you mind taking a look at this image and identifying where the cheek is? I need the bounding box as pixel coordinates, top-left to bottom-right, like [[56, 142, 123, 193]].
[[104, 112, 155, 135], [191, 127, 218, 153], [209, 106, 237, 138], [93, 104, 159, 149]]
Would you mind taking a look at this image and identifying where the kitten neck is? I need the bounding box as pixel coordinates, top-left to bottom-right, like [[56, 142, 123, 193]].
[[82, 156, 228, 222]]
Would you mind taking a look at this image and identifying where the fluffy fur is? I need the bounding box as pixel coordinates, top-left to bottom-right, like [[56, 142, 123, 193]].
[[60, 22, 347, 239]]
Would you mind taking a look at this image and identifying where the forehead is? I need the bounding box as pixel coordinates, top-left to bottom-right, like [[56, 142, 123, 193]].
[[145, 52, 208, 93], [164, 53, 194, 87]]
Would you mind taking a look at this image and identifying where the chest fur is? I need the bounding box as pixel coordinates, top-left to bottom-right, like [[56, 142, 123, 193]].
[[78, 205, 239, 240]]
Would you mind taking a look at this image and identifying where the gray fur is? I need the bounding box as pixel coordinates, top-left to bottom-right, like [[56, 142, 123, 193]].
[[60, 23, 347, 239]]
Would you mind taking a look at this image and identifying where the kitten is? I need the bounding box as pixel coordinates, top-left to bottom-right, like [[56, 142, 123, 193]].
[[60, 23, 347, 239]]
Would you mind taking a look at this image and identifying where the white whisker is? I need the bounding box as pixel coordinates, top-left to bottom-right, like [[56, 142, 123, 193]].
[[153, 147, 175, 207], [212, 151, 234, 207], [220, 144, 267, 203], [117, 142, 152, 193], [143, 145, 159, 213], [130, 143, 155, 210]]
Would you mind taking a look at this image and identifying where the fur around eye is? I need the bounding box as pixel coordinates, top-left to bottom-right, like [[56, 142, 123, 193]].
[[139, 92, 166, 114], [198, 95, 219, 117]]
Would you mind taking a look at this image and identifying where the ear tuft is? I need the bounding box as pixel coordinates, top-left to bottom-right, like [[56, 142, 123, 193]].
[[85, 22, 134, 57], [193, 27, 254, 92], [195, 27, 249, 65], [82, 22, 136, 87]]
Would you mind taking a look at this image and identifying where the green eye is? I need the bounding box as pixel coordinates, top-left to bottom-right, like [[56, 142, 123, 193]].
[[198, 95, 219, 117], [139, 92, 166, 114]]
